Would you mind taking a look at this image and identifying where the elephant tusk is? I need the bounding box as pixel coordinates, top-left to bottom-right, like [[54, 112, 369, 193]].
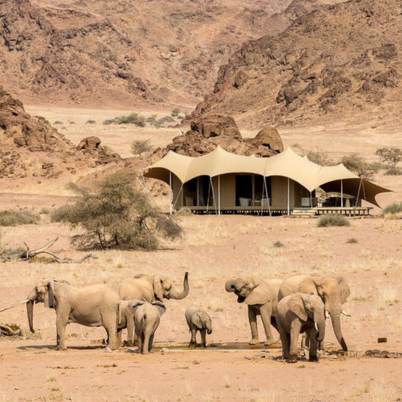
[[341, 311, 351, 318], [0, 299, 30, 313]]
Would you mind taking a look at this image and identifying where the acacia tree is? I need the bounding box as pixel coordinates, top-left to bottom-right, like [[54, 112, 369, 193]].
[[52, 172, 182, 250], [376, 147, 402, 175]]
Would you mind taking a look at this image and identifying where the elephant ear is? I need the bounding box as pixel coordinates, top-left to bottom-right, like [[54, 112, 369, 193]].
[[336, 276, 350, 304], [152, 301, 166, 316], [299, 277, 320, 296], [245, 282, 271, 306], [46, 281, 55, 309], [288, 295, 308, 321], [153, 276, 164, 301], [131, 300, 145, 310]]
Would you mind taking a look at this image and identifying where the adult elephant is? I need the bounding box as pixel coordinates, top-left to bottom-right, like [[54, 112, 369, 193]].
[[26, 280, 121, 350], [225, 277, 281, 345], [278, 275, 350, 351], [117, 272, 189, 345]]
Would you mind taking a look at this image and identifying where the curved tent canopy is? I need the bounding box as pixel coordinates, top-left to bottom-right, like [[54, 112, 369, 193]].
[[144, 146, 391, 207]]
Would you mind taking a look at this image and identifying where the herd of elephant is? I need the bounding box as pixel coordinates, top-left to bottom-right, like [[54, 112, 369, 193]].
[[24, 272, 350, 362]]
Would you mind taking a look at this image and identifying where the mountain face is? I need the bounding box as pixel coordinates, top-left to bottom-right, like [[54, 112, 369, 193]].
[[0, 0, 293, 107], [193, 0, 402, 127]]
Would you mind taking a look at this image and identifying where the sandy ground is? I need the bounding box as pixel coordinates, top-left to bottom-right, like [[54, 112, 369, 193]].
[[0, 216, 402, 401], [0, 106, 401, 401]]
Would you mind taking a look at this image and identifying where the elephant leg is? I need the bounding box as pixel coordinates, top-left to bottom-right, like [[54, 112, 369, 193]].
[[288, 319, 302, 363], [137, 331, 143, 353], [306, 327, 319, 362], [149, 334, 154, 352], [189, 329, 197, 347], [55, 306, 70, 350], [260, 304, 276, 346], [126, 315, 135, 347], [200, 329, 207, 348], [248, 306, 259, 345], [103, 314, 118, 351], [142, 332, 150, 354], [278, 327, 290, 360], [116, 329, 122, 349]]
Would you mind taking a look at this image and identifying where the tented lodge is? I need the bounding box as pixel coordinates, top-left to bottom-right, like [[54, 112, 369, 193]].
[[144, 147, 390, 216]]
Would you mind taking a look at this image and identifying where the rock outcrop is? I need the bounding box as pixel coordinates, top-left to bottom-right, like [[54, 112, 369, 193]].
[[0, 87, 120, 178], [155, 114, 282, 158]]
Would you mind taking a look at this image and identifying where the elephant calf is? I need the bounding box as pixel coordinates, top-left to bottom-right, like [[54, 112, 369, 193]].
[[185, 307, 212, 347], [130, 300, 166, 354], [277, 293, 325, 363]]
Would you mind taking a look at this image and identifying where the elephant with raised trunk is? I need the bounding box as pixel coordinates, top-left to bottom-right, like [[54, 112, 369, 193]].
[[118, 272, 189, 345], [278, 275, 350, 351], [26, 280, 121, 351], [277, 293, 326, 363], [225, 277, 281, 345]]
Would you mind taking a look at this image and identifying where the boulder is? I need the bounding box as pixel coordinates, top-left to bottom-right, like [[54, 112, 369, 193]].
[[190, 113, 241, 139], [253, 127, 284, 153], [77, 136, 102, 150]]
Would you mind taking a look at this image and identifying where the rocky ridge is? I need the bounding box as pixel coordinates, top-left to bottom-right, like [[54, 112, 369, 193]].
[[193, 0, 402, 127]]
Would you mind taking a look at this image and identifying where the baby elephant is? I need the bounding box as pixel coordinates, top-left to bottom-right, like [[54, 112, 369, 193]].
[[277, 293, 325, 363], [129, 300, 166, 354], [185, 307, 212, 347]]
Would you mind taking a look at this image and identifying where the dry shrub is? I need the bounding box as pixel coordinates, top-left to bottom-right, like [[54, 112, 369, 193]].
[[341, 154, 379, 179], [131, 139, 152, 155], [306, 150, 333, 166], [103, 113, 145, 127], [317, 215, 350, 227], [273, 241, 284, 248], [51, 172, 182, 250], [383, 202, 402, 219], [0, 210, 39, 226]]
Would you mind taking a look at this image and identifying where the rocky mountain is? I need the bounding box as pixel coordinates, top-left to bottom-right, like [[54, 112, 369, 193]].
[[0, 0, 293, 107], [0, 87, 119, 179], [193, 0, 402, 127]]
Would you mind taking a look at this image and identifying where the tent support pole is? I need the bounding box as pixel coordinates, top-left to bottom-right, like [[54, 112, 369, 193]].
[[218, 175, 221, 215], [287, 177, 290, 216], [173, 184, 183, 210], [310, 191, 313, 208], [263, 176, 271, 217], [210, 177, 217, 215], [169, 172, 172, 215], [341, 179, 344, 208], [355, 178, 362, 207]]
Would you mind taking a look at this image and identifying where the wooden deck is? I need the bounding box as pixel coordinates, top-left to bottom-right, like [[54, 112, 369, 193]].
[[187, 206, 373, 217], [316, 207, 372, 217]]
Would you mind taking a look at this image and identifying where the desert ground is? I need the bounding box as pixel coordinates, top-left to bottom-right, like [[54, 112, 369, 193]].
[[0, 106, 401, 402]]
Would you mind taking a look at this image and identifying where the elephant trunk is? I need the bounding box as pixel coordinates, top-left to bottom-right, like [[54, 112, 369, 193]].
[[206, 319, 212, 335], [26, 288, 37, 333], [314, 311, 326, 343], [330, 310, 347, 351], [26, 300, 35, 333], [168, 272, 189, 300], [225, 279, 236, 293]]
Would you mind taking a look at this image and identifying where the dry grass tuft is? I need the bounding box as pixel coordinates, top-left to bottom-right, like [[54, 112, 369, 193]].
[[317, 215, 350, 227], [0, 210, 40, 226]]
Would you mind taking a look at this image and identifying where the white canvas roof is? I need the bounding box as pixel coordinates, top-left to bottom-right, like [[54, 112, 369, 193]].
[[144, 146, 391, 207]]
